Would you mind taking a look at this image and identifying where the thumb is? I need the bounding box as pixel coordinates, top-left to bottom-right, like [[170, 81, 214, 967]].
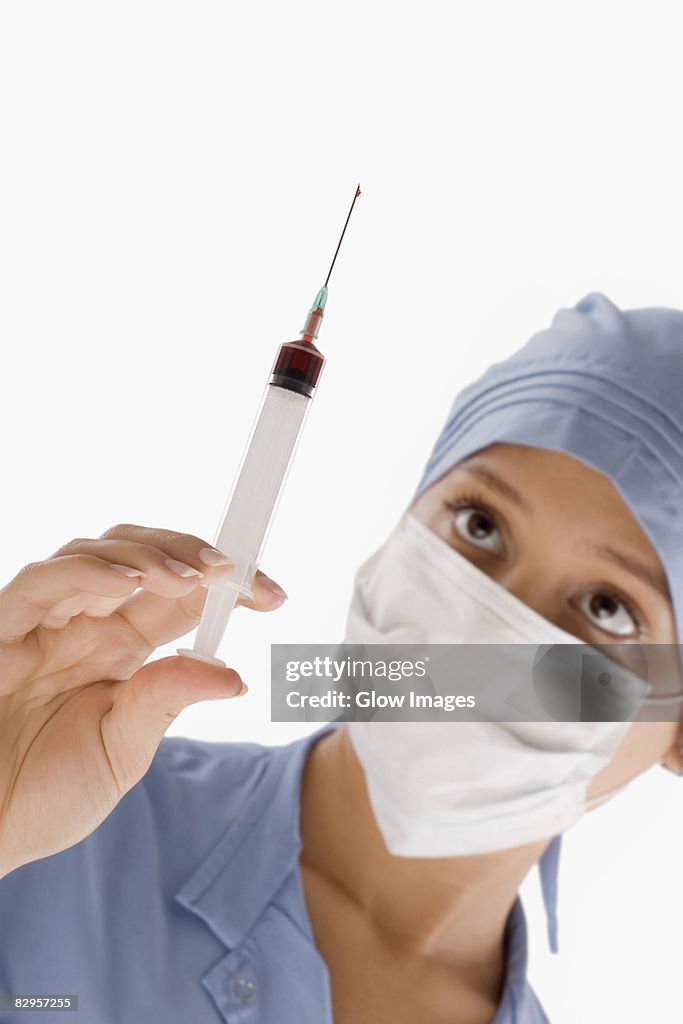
[[101, 655, 245, 790]]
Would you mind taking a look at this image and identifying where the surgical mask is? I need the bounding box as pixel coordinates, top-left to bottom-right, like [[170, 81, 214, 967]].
[[343, 512, 639, 857]]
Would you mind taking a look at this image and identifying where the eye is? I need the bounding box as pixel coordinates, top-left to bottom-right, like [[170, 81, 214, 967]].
[[577, 591, 638, 637], [452, 505, 503, 554]]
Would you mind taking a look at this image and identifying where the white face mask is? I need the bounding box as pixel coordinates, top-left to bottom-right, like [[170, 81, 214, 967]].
[[344, 512, 637, 857]]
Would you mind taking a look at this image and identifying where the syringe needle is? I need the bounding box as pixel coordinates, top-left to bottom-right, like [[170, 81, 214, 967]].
[[300, 183, 362, 344], [324, 184, 361, 288]]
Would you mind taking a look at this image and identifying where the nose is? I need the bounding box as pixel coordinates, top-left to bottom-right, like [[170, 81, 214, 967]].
[[492, 560, 564, 628]]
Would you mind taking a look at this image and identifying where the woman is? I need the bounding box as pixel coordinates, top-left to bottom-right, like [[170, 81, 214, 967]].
[[1, 291, 682, 1023]]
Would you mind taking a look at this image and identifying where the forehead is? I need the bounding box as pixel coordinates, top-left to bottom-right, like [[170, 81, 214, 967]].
[[461, 442, 614, 489], [458, 442, 621, 500]]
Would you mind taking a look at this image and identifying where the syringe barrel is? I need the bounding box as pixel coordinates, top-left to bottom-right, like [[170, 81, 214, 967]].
[[192, 585, 240, 662], [191, 382, 313, 661]]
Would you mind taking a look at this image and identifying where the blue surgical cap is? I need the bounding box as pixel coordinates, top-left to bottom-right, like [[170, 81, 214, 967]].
[[413, 291, 683, 641]]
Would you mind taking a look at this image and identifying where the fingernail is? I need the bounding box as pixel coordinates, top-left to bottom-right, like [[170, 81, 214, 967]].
[[198, 547, 234, 567], [110, 564, 147, 578], [164, 559, 204, 579], [260, 576, 288, 600], [231, 681, 249, 698]]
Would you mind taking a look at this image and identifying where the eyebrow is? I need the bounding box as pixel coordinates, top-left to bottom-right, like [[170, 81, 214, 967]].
[[582, 543, 671, 601], [459, 462, 532, 516]]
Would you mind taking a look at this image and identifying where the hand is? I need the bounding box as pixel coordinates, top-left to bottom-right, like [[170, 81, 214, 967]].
[[0, 524, 286, 878]]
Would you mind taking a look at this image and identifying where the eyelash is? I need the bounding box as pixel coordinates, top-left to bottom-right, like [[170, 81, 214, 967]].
[[442, 492, 648, 637], [444, 491, 497, 516]]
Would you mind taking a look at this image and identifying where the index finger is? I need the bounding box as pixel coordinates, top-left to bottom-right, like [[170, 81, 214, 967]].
[[114, 569, 288, 649]]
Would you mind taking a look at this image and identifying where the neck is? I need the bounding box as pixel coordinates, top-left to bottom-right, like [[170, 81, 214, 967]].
[[299, 725, 550, 1001]]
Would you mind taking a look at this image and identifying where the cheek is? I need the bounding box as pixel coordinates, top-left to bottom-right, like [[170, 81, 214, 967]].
[[586, 721, 679, 800]]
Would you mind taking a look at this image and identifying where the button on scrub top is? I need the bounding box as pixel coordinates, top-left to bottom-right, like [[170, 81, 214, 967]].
[[0, 723, 561, 1023]]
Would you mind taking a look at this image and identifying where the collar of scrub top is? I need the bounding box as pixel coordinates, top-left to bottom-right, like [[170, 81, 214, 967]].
[[174, 722, 562, 1023], [413, 290, 683, 647]]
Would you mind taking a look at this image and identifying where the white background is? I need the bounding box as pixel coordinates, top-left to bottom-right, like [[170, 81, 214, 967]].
[[2, 2, 683, 1020]]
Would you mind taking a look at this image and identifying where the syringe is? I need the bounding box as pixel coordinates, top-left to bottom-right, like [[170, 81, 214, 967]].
[[177, 184, 361, 667]]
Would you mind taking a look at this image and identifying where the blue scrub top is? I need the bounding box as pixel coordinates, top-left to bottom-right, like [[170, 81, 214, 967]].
[[0, 723, 561, 1023]]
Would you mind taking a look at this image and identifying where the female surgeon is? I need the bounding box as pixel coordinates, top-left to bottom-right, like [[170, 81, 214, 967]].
[[1, 291, 682, 1024]]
